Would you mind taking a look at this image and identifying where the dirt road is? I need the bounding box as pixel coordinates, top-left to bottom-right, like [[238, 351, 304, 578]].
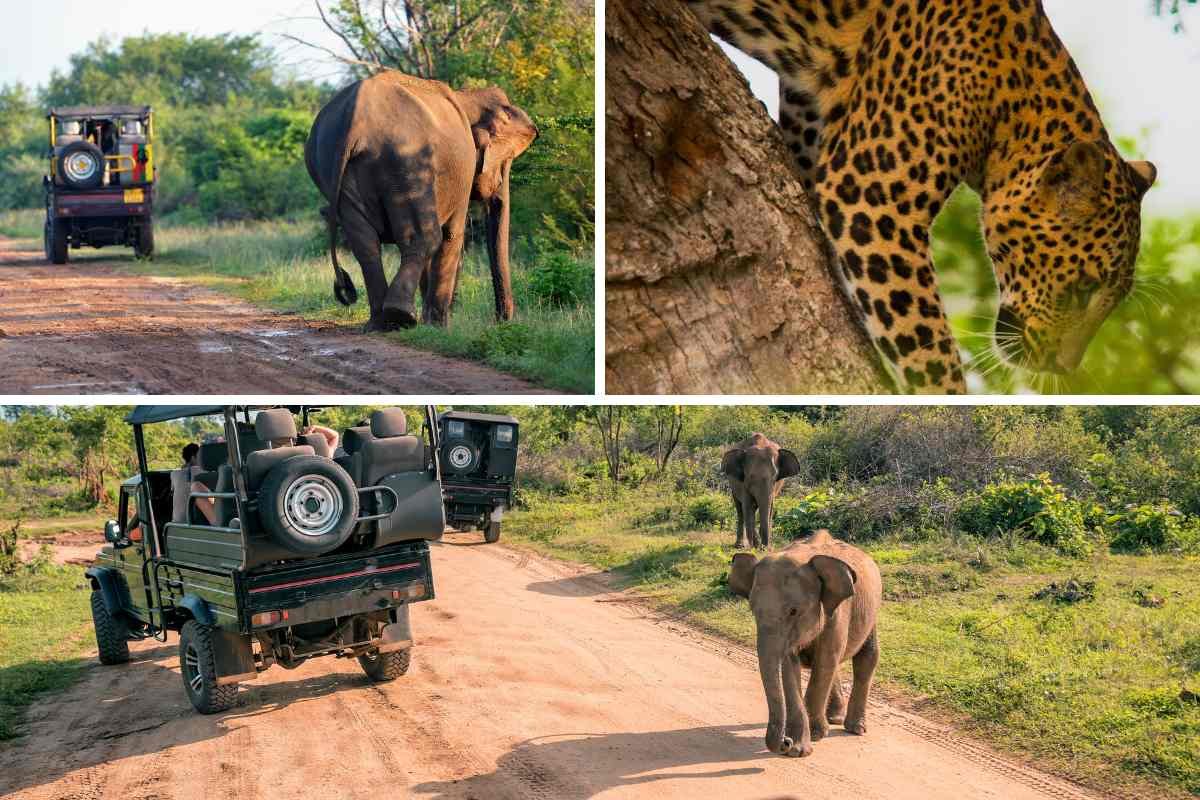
[[0, 239, 554, 394], [0, 537, 1117, 800]]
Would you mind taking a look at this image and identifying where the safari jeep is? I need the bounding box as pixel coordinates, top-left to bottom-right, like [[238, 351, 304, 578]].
[[436, 410, 518, 543], [43, 105, 155, 263], [85, 405, 444, 714]]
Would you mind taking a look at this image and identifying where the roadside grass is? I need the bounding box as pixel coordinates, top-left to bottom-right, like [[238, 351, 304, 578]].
[[0, 208, 42, 239], [0, 565, 93, 740], [506, 489, 1200, 799], [138, 219, 594, 392]]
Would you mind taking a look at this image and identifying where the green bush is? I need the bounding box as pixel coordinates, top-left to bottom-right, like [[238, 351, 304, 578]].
[[468, 322, 534, 360], [1107, 503, 1200, 553], [684, 494, 731, 529], [957, 474, 1092, 556], [528, 249, 592, 308]]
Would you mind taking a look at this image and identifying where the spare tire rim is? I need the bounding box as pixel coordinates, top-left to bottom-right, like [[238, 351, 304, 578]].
[[64, 151, 100, 182], [448, 444, 473, 470], [284, 475, 343, 537]]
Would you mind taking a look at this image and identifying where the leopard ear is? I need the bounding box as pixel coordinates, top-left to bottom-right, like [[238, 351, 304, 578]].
[[1040, 141, 1106, 215], [1127, 160, 1157, 199]]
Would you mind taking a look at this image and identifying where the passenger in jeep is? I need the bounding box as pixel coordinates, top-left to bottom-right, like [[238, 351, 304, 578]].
[[301, 424, 339, 459]]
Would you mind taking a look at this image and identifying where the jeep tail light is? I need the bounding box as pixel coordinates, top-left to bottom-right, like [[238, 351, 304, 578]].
[[251, 610, 288, 627], [392, 584, 425, 601], [495, 424, 513, 443]]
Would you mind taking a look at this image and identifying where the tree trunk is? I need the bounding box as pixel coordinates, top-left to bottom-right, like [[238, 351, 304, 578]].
[[604, 0, 889, 395]]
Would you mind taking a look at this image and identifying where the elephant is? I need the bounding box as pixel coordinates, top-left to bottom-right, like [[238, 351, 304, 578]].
[[305, 70, 538, 331], [721, 433, 801, 549], [728, 530, 882, 758]]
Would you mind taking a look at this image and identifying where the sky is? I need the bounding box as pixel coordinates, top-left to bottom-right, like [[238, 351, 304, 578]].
[[718, 0, 1200, 214]]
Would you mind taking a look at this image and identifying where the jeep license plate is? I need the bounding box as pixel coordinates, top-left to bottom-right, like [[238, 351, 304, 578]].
[[123, 189, 145, 204]]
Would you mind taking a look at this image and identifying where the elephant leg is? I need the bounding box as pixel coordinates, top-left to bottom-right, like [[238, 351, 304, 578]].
[[826, 666, 847, 725], [339, 214, 390, 331], [422, 213, 468, 326], [782, 650, 813, 757], [845, 627, 879, 735], [733, 493, 748, 549], [804, 644, 839, 742], [382, 191, 440, 328]]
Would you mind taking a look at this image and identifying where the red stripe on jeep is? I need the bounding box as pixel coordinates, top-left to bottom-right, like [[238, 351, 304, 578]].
[[249, 562, 421, 594]]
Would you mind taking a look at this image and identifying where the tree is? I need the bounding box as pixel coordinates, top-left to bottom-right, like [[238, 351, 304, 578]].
[[588, 407, 626, 483], [651, 406, 684, 475], [604, 0, 888, 394]]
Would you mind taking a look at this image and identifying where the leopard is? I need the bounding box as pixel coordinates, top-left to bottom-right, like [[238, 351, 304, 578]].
[[685, 0, 1157, 394]]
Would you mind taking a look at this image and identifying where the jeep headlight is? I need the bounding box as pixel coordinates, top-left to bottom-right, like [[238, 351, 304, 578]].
[[447, 420, 465, 438], [495, 425, 513, 444]]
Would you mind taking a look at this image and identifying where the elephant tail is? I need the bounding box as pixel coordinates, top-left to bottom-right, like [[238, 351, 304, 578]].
[[325, 133, 359, 307], [324, 206, 357, 306]]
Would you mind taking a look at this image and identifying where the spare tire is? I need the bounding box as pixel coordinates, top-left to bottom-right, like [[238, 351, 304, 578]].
[[258, 456, 358, 556], [57, 141, 105, 189], [443, 442, 479, 474]]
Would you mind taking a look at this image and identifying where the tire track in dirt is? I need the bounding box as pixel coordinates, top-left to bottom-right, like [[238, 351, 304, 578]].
[[0, 239, 560, 394]]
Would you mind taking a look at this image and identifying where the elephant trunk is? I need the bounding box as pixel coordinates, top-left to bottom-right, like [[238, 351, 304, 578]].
[[486, 161, 515, 321], [757, 629, 789, 754], [754, 485, 775, 549]]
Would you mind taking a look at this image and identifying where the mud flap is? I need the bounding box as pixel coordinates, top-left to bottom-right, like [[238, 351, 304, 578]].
[[210, 628, 257, 685], [378, 604, 413, 654], [86, 566, 131, 618]]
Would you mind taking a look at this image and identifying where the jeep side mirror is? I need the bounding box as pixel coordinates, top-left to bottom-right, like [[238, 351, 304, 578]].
[[104, 520, 129, 547]]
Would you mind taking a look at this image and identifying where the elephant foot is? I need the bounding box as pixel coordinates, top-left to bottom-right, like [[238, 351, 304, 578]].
[[382, 306, 418, 329], [765, 725, 787, 755], [780, 736, 813, 758], [844, 718, 867, 736], [809, 720, 830, 742], [827, 713, 846, 726]]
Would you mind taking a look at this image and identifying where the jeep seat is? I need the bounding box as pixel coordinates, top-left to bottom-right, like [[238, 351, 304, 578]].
[[244, 409, 314, 489], [336, 425, 373, 485], [360, 409, 423, 486]]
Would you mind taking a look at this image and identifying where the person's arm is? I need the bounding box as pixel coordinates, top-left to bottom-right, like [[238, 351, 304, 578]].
[[304, 425, 339, 456]]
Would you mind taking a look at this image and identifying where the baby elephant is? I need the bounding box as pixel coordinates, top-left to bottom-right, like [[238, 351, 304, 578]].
[[728, 530, 882, 758]]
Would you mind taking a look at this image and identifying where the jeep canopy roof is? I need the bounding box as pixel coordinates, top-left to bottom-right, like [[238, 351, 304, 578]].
[[125, 406, 332, 425], [49, 105, 152, 119], [439, 410, 517, 425]]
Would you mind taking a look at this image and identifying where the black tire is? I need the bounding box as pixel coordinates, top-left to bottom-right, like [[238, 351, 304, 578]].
[[358, 649, 410, 682], [134, 220, 154, 259], [90, 590, 130, 665], [57, 141, 105, 190], [443, 442, 479, 474], [179, 620, 238, 714], [484, 521, 501, 544], [258, 456, 358, 556], [44, 218, 68, 265]]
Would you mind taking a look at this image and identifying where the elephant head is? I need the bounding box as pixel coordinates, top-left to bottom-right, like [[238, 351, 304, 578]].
[[721, 433, 801, 548], [457, 87, 539, 321], [728, 542, 860, 757]]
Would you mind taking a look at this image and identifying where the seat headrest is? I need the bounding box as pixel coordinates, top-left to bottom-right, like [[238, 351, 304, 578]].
[[371, 409, 408, 438], [199, 442, 228, 471], [343, 425, 374, 454], [254, 408, 297, 442]]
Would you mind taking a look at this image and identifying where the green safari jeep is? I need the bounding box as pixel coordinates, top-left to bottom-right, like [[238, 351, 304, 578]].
[[85, 405, 445, 713]]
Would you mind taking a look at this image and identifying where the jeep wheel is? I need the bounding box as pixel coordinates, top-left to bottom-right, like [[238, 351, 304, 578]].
[[358, 648, 410, 682], [484, 521, 501, 544], [44, 219, 68, 265], [134, 220, 154, 259], [258, 456, 358, 556], [57, 141, 105, 190], [90, 590, 130, 665], [179, 620, 238, 714]]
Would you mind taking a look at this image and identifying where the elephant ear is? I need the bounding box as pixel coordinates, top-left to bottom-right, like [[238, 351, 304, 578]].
[[473, 106, 536, 200], [809, 555, 857, 615], [728, 552, 758, 598], [721, 449, 745, 481], [777, 449, 801, 479]]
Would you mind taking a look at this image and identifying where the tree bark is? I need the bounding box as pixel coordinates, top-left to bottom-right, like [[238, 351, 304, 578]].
[[604, 0, 889, 395]]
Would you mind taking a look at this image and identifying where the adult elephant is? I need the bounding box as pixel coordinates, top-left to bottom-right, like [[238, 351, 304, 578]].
[[720, 433, 801, 549], [728, 530, 882, 758], [305, 70, 538, 331]]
